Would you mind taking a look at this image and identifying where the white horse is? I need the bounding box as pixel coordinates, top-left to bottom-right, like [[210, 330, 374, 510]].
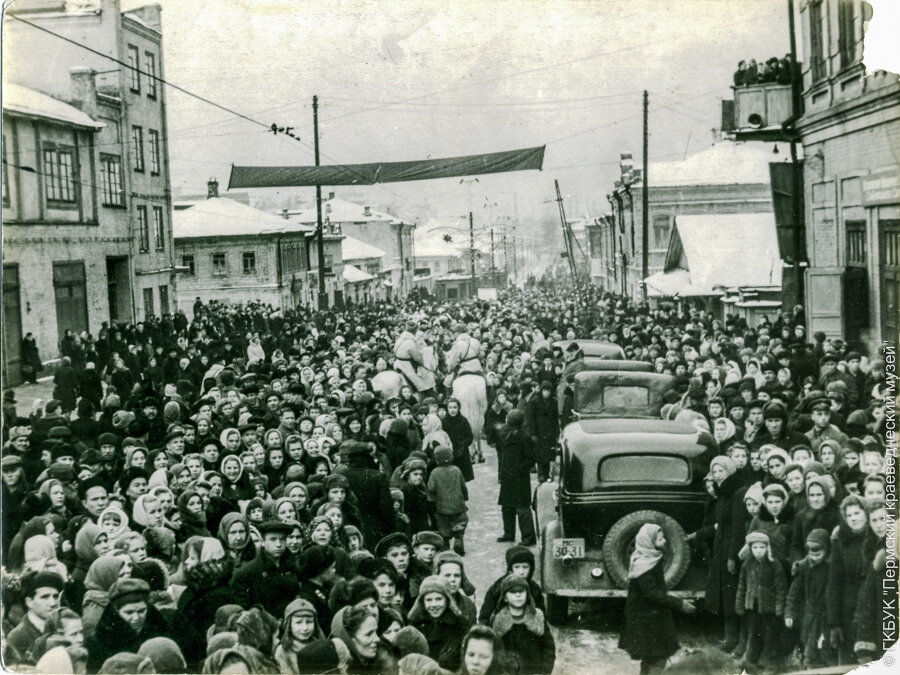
[[371, 344, 439, 401], [451, 374, 488, 462]]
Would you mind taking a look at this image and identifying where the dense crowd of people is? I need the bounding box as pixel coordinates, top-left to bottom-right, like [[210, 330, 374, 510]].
[[0, 278, 894, 674], [733, 56, 797, 87]]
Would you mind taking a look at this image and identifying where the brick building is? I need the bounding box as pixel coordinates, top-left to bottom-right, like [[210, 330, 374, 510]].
[[2, 0, 177, 383], [796, 0, 900, 349]]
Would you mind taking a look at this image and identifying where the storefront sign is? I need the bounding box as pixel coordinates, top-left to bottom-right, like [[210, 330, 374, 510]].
[[861, 169, 900, 206]]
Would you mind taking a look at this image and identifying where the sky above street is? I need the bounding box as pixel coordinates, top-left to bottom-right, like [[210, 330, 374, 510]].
[[100, 0, 892, 227]]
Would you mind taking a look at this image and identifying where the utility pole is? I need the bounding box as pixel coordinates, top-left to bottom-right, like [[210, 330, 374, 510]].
[[641, 89, 649, 303], [313, 95, 328, 310], [469, 211, 477, 290], [555, 179, 584, 313], [490, 228, 496, 283]]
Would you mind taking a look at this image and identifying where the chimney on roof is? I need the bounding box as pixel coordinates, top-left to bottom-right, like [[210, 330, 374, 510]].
[[207, 178, 219, 199], [282, 208, 288, 220], [328, 191, 335, 200], [619, 152, 633, 177], [68, 67, 97, 111], [363, 205, 372, 217]]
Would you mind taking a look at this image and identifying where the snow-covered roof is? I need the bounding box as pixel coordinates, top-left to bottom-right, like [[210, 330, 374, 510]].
[[2, 83, 105, 129], [342, 235, 385, 261], [343, 264, 375, 283], [289, 197, 410, 226], [645, 212, 782, 297], [173, 197, 313, 239], [648, 141, 786, 187]]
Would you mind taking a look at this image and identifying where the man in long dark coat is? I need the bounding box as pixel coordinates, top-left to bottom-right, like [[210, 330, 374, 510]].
[[526, 381, 560, 483], [497, 409, 536, 546]]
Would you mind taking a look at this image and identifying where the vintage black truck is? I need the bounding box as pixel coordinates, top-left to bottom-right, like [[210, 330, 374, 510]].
[[536, 370, 715, 624]]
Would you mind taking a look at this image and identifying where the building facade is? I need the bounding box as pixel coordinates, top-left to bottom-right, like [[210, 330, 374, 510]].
[[589, 142, 781, 301], [796, 0, 900, 350], [173, 190, 313, 316], [288, 197, 416, 297], [3, 0, 177, 383]]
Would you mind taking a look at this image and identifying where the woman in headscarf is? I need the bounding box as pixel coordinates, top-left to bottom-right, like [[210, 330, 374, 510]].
[[177, 537, 235, 637], [82, 554, 132, 641], [619, 523, 696, 675], [329, 605, 397, 674], [132, 494, 166, 533], [176, 489, 212, 540], [421, 413, 452, 461], [219, 454, 254, 503], [712, 417, 737, 455], [687, 454, 743, 651], [789, 475, 840, 567], [97, 504, 131, 548], [441, 398, 475, 482], [217, 512, 256, 569]]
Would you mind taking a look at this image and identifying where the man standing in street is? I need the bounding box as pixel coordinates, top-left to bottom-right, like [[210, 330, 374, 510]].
[[230, 520, 298, 617]]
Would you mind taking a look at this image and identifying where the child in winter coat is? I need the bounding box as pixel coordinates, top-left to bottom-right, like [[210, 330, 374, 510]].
[[490, 574, 556, 675], [479, 545, 546, 625], [407, 575, 472, 671], [785, 528, 832, 666], [274, 598, 325, 674], [434, 550, 478, 625], [728, 481, 764, 658], [746, 483, 794, 566], [734, 531, 788, 669], [426, 446, 469, 556], [399, 458, 432, 535], [408, 531, 443, 599]]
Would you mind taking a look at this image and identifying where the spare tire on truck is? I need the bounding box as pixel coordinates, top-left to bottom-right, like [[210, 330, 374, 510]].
[[601, 510, 690, 589]]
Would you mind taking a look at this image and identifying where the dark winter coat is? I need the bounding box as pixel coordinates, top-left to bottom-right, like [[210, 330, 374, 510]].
[[442, 412, 475, 482], [401, 482, 432, 534], [492, 606, 556, 674], [409, 608, 472, 671], [854, 540, 890, 648], [619, 561, 682, 661], [230, 549, 300, 618], [344, 455, 395, 546], [177, 556, 235, 636], [826, 521, 868, 637], [785, 558, 830, 660], [735, 555, 788, 615], [497, 426, 536, 508], [87, 602, 173, 672], [53, 364, 77, 411], [484, 402, 511, 448], [705, 472, 743, 616], [525, 395, 559, 463], [746, 508, 793, 563], [479, 577, 545, 626], [790, 502, 840, 564]]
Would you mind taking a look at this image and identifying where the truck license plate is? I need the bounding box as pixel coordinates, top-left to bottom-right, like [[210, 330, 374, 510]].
[[552, 538, 584, 559]]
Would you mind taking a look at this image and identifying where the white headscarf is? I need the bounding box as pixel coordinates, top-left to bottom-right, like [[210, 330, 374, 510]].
[[627, 523, 664, 580]]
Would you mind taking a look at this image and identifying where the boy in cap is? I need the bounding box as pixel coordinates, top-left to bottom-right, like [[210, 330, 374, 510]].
[[7, 571, 64, 663], [785, 528, 832, 666], [409, 531, 443, 598], [804, 393, 848, 455], [478, 545, 546, 625]]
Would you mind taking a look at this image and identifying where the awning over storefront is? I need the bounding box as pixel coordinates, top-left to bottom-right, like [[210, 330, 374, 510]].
[[342, 264, 374, 283], [645, 212, 782, 297]]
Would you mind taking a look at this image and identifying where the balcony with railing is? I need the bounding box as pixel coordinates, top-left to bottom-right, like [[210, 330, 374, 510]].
[[722, 82, 795, 142]]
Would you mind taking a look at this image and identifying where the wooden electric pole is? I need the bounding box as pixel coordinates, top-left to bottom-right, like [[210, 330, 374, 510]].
[[469, 211, 477, 289], [641, 89, 649, 302], [313, 95, 328, 309]]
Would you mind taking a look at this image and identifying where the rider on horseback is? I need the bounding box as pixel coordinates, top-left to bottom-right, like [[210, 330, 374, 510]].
[[444, 322, 484, 388], [393, 319, 436, 394]]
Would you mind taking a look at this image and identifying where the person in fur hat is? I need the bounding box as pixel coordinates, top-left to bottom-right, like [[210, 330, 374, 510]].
[[408, 575, 472, 671], [490, 573, 555, 675], [785, 528, 833, 666], [433, 550, 478, 624], [478, 545, 545, 625], [734, 531, 788, 669]]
